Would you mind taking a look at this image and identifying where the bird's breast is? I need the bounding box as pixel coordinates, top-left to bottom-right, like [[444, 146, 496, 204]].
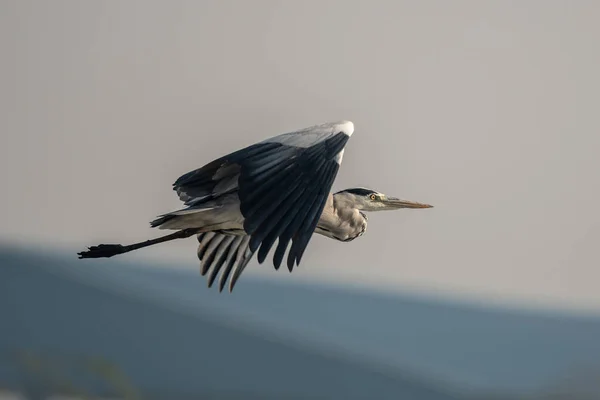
[[317, 212, 367, 243], [340, 215, 367, 242]]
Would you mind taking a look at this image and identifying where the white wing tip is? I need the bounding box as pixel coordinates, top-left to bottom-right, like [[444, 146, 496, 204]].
[[331, 120, 354, 137]]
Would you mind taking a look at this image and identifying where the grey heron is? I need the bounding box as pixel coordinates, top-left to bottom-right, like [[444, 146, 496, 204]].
[[78, 121, 432, 292]]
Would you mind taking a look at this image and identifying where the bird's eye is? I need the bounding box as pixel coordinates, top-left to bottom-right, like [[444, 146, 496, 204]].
[[370, 194, 377, 200]]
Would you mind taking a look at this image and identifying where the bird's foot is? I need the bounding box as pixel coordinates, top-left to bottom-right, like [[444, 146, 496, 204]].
[[77, 244, 126, 259]]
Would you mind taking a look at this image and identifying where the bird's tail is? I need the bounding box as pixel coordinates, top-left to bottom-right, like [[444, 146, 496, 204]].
[[149, 206, 218, 230], [149, 214, 176, 228]]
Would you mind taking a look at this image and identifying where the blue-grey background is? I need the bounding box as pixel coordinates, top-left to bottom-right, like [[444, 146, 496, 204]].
[[2, 248, 600, 399]]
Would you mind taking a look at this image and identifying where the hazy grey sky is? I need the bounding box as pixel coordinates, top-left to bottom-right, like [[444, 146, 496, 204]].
[[2, 1, 599, 311]]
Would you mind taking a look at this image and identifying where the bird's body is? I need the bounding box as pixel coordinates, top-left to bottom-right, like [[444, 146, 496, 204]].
[[151, 191, 367, 242], [78, 121, 432, 292]]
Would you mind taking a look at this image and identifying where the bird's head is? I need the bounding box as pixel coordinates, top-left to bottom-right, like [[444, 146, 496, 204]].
[[334, 187, 433, 212]]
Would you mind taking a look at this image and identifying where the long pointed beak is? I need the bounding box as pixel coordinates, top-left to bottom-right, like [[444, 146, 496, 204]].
[[382, 197, 433, 209]]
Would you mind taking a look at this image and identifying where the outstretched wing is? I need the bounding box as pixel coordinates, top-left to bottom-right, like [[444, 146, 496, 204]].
[[174, 120, 354, 271], [196, 231, 254, 292]]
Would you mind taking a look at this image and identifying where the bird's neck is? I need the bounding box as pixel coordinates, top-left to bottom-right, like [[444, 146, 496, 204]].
[[316, 194, 368, 242]]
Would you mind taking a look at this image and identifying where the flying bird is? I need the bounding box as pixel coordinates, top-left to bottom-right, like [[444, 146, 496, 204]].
[[78, 121, 432, 292]]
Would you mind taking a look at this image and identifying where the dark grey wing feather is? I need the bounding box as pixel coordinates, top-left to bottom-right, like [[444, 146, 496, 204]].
[[238, 132, 348, 270], [286, 161, 339, 269], [197, 232, 254, 292], [227, 239, 253, 291]]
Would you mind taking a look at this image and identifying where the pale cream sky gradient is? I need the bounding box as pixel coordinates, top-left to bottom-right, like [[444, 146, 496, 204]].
[[1, 1, 599, 312]]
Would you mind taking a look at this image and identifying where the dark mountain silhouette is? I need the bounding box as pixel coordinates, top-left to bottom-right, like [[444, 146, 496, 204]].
[[2, 246, 600, 399], [1, 247, 464, 400]]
